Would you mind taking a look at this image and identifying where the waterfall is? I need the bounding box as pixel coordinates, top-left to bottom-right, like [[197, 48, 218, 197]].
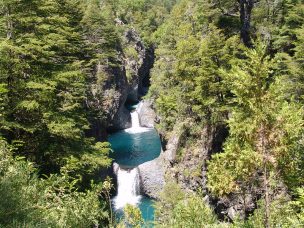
[[125, 109, 149, 134], [113, 167, 142, 210], [131, 111, 140, 128]]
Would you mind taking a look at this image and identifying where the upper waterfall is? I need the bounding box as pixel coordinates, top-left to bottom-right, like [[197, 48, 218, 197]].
[[125, 109, 150, 134], [131, 111, 141, 128]]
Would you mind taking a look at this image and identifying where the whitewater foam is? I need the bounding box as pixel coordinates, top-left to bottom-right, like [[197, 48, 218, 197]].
[[124, 111, 150, 134], [113, 167, 142, 210]]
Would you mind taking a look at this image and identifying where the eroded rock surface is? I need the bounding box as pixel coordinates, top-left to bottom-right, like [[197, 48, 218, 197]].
[[137, 100, 156, 128], [138, 154, 165, 199]]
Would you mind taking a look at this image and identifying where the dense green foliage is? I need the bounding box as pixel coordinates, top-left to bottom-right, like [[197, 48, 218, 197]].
[[1, 0, 304, 227], [150, 0, 304, 227], [0, 139, 110, 227], [0, 0, 119, 226], [0, 0, 174, 226], [112, 0, 177, 44], [0, 0, 114, 177], [154, 182, 229, 227]]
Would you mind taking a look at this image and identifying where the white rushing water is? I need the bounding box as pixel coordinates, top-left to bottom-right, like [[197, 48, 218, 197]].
[[131, 111, 140, 128], [124, 110, 150, 134], [113, 167, 142, 210]]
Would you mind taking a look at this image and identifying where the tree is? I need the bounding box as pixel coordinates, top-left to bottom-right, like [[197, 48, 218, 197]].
[[0, 138, 110, 227], [208, 42, 304, 227], [0, 0, 113, 179], [238, 0, 254, 46], [123, 204, 144, 228]]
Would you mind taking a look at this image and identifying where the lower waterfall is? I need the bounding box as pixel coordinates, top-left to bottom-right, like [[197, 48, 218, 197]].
[[113, 166, 142, 210]]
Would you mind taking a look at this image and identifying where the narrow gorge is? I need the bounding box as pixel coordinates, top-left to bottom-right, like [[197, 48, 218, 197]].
[[1, 0, 303, 227], [94, 24, 166, 224]]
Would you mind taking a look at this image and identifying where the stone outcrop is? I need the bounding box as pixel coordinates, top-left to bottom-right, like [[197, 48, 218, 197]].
[[160, 123, 229, 190], [161, 124, 215, 192], [133, 122, 187, 199], [111, 105, 131, 130], [123, 28, 155, 99], [138, 48, 154, 95], [138, 154, 165, 199], [137, 100, 157, 128], [159, 122, 264, 220], [212, 194, 256, 221], [86, 62, 130, 135], [86, 26, 155, 135], [163, 123, 186, 164]]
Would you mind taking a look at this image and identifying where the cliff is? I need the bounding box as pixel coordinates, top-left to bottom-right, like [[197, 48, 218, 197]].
[[86, 24, 154, 138]]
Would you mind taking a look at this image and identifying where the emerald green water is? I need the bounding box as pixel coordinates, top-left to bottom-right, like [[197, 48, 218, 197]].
[[109, 129, 161, 167], [115, 196, 155, 226], [139, 197, 155, 224]]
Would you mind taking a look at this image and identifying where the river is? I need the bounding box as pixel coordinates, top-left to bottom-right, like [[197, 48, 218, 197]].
[[109, 102, 161, 226]]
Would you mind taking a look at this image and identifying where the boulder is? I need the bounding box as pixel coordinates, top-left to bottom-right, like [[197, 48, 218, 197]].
[[113, 162, 120, 176], [138, 154, 165, 199], [137, 100, 156, 128]]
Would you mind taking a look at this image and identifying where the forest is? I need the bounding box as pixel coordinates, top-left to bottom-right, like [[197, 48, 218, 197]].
[[0, 0, 303, 227]]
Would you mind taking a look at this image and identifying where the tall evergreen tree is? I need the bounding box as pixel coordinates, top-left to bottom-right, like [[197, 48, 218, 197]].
[[207, 43, 304, 227], [0, 0, 112, 178]]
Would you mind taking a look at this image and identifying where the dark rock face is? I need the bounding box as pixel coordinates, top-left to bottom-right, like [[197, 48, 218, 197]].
[[127, 84, 139, 103], [138, 48, 155, 96], [111, 105, 132, 130], [162, 124, 218, 192], [162, 124, 227, 178], [86, 61, 131, 136], [163, 126, 185, 164], [159, 123, 266, 220], [211, 194, 257, 221], [86, 27, 155, 135], [137, 100, 156, 128], [124, 28, 155, 100]]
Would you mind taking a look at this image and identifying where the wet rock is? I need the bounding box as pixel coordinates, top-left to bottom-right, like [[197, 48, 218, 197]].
[[127, 84, 139, 103], [227, 207, 238, 221], [211, 191, 257, 221], [113, 162, 120, 176]]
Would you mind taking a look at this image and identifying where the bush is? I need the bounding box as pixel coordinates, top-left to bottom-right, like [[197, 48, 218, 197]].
[[0, 139, 110, 227]]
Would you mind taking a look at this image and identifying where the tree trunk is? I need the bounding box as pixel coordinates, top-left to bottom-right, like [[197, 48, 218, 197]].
[[238, 0, 254, 47], [242, 190, 247, 219], [261, 125, 270, 228], [263, 162, 270, 228], [6, 5, 13, 40]]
